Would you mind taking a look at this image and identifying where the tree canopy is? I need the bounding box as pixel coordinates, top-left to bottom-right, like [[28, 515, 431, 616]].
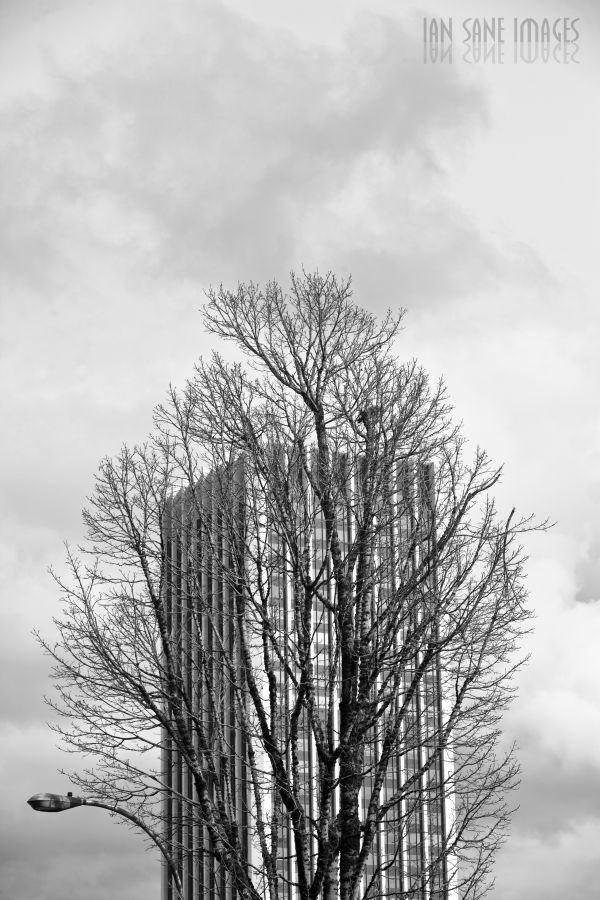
[[40, 272, 537, 900]]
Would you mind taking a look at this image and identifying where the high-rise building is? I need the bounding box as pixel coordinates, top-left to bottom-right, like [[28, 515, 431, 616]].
[[161, 452, 456, 900]]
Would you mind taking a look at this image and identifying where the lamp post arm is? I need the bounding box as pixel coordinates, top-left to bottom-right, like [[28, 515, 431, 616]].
[[83, 799, 183, 899]]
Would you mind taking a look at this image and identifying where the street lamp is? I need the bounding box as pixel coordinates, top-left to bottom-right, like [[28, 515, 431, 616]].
[[27, 792, 183, 898], [27, 792, 84, 812]]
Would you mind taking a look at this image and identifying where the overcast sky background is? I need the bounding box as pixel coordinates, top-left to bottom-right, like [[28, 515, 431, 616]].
[[1, 0, 599, 897]]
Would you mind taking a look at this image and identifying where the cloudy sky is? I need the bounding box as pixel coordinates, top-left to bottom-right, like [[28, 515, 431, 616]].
[[1, 0, 598, 897]]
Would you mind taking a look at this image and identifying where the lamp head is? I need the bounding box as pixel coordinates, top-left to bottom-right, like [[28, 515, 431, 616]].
[[27, 792, 83, 812]]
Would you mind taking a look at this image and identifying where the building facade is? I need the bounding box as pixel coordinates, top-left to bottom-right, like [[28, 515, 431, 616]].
[[161, 453, 456, 900]]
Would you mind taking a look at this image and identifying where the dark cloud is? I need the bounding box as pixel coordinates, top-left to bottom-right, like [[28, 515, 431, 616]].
[[0, 723, 161, 899], [0, 2, 496, 558], [514, 754, 600, 837], [1, 805, 159, 900], [494, 819, 600, 900], [0, 5, 488, 294], [333, 220, 556, 319], [576, 535, 600, 603], [0, 632, 51, 726]]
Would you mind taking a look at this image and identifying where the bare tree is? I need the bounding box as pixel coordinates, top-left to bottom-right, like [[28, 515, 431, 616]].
[[39, 273, 538, 900]]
